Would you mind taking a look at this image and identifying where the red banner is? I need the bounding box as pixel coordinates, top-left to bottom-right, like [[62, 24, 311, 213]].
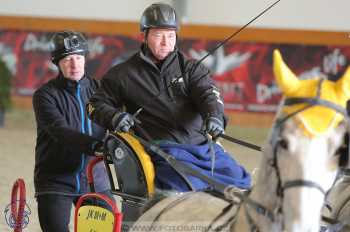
[[0, 30, 349, 112]]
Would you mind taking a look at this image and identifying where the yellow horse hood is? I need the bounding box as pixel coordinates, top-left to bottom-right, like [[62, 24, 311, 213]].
[[273, 49, 350, 136]]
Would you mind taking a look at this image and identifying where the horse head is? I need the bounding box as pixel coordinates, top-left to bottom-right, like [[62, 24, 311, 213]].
[[265, 49, 350, 232]]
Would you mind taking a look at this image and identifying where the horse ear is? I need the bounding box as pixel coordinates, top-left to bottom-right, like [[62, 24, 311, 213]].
[[335, 66, 350, 99], [273, 49, 300, 95]]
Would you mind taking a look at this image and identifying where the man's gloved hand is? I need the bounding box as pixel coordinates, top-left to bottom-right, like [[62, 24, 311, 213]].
[[112, 112, 135, 132], [203, 116, 224, 138], [91, 141, 104, 157]]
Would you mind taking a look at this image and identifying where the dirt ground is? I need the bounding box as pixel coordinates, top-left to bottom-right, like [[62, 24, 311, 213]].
[[0, 108, 269, 232]]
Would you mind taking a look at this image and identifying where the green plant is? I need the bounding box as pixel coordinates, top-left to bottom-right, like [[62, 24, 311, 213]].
[[0, 58, 12, 110]]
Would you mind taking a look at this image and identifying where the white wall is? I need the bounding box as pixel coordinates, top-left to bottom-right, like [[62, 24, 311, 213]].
[[1, 0, 349, 31]]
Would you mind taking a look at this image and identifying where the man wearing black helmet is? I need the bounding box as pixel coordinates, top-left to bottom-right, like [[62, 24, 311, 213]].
[[88, 3, 250, 192], [32, 30, 112, 232]]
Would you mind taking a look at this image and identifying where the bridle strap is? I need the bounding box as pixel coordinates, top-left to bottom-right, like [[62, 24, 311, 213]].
[[224, 188, 276, 232], [283, 180, 326, 195], [274, 77, 349, 132], [221, 188, 276, 232], [225, 188, 275, 222], [274, 97, 348, 134], [284, 97, 348, 117]]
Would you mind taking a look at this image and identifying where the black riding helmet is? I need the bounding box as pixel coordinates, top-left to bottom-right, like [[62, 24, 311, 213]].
[[50, 30, 88, 64], [140, 3, 179, 32]]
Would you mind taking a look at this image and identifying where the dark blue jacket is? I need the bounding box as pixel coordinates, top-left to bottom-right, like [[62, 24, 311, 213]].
[[33, 74, 109, 196]]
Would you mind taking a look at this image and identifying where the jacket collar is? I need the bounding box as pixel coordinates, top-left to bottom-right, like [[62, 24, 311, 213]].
[[56, 73, 90, 90]]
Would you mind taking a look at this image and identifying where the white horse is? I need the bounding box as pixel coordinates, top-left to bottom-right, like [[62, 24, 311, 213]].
[[127, 50, 350, 232]]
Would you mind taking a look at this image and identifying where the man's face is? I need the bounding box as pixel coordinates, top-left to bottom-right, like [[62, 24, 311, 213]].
[[58, 54, 85, 81], [146, 28, 176, 61]]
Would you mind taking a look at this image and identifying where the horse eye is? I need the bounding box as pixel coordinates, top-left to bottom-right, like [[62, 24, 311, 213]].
[[278, 139, 288, 150]]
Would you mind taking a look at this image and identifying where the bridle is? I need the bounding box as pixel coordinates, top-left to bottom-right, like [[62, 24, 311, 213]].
[[241, 78, 350, 231]]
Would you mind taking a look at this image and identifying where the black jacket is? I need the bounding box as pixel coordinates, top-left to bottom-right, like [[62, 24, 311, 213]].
[[33, 74, 108, 196], [88, 47, 225, 145]]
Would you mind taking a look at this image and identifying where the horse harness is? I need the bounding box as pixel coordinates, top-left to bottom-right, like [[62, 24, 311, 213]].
[[240, 78, 350, 232]]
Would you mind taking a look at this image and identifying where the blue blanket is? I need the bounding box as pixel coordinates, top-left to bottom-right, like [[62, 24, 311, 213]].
[[152, 142, 251, 192]]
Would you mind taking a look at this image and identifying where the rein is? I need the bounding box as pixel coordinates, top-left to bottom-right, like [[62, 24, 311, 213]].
[[218, 134, 262, 152], [132, 134, 228, 193]]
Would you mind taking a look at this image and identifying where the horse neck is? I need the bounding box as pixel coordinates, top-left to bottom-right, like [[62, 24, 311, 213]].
[[250, 143, 280, 210], [233, 144, 282, 232]]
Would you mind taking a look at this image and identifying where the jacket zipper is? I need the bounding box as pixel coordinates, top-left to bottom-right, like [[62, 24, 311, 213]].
[[75, 83, 86, 194]]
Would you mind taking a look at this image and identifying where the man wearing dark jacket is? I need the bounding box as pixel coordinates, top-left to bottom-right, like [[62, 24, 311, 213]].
[[33, 30, 112, 232], [88, 4, 250, 192], [88, 4, 224, 146]]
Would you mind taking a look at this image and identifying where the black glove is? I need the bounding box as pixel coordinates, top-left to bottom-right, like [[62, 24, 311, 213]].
[[203, 116, 224, 138], [91, 141, 104, 157], [112, 112, 135, 132]]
